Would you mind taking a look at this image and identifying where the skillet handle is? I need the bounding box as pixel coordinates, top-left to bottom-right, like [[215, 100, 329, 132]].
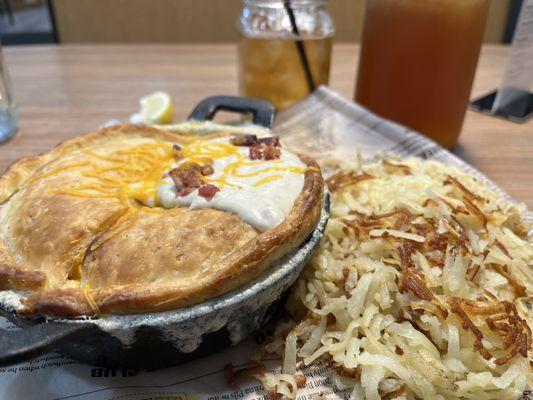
[[0, 322, 98, 367], [188, 95, 275, 128]]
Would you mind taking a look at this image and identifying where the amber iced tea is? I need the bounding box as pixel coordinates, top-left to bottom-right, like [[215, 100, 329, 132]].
[[239, 37, 332, 110], [355, 0, 489, 149]]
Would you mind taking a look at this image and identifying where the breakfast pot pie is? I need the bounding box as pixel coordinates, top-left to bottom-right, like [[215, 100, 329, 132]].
[[0, 124, 324, 318]]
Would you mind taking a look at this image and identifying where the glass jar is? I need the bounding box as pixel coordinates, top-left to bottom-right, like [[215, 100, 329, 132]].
[[355, 0, 489, 149], [0, 45, 18, 144], [238, 0, 334, 110]]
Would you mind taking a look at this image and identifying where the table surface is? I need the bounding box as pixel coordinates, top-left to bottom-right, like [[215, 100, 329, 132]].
[[2, 43, 532, 207]]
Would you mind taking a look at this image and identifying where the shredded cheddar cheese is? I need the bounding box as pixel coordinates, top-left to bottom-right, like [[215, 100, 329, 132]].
[[41, 137, 311, 207], [82, 284, 101, 315], [48, 140, 175, 205], [21, 133, 315, 311], [178, 139, 311, 189], [33, 135, 312, 246]]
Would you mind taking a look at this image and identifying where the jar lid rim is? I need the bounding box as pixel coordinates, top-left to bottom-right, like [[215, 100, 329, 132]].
[[244, 0, 327, 6]]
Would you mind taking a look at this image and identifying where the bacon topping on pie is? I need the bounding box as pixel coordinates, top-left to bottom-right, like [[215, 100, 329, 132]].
[[257, 136, 280, 147], [229, 135, 282, 161], [198, 184, 219, 200], [169, 161, 218, 198], [230, 134, 258, 147], [249, 144, 281, 161]]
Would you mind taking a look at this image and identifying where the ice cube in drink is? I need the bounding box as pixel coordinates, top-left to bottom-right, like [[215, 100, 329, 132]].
[[239, 37, 332, 110]]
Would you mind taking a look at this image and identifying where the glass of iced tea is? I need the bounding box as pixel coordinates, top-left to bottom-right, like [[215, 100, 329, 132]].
[[238, 0, 334, 110], [355, 0, 489, 149]]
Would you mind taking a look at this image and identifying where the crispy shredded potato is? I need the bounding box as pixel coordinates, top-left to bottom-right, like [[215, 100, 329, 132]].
[[260, 158, 532, 400]]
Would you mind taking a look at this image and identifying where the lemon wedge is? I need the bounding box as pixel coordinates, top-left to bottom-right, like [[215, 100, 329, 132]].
[[139, 91, 173, 124]]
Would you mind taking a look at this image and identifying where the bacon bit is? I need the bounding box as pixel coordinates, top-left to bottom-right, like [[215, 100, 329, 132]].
[[169, 162, 203, 196], [198, 184, 219, 200], [169, 161, 216, 197], [490, 263, 526, 297], [445, 175, 483, 202], [326, 171, 374, 192], [231, 134, 281, 150], [249, 143, 281, 161], [395, 345, 404, 355], [230, 134, 257, 146], [383, 160, 412, 175], [235, 135, 281, 160], [172, 144, 183, 159], [262, 145, 281, 160], [257, 136, 280, 147], [224, 362, 266, 388], [249, 145, 262, 160]]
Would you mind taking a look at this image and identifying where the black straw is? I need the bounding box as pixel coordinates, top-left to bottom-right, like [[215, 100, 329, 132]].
[[284, 0, 316, 93]]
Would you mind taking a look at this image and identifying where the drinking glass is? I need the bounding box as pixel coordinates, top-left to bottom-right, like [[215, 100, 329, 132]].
[[355, 0, 490, 149], [0, 45, 18, 144], [238, 0, 334, 110]]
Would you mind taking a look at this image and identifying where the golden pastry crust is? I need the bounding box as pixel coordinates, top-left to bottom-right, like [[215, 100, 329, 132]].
[[0, 124, 324, 317]]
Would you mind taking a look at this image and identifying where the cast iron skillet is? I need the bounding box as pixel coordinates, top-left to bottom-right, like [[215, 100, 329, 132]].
[[0, 96, 329, 369]]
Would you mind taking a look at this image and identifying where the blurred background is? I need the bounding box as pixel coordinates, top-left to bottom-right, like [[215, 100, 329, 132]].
[[0, 0, 524, 45]]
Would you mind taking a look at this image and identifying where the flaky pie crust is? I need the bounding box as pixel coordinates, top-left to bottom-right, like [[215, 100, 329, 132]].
[[0, 124, 324, 317]]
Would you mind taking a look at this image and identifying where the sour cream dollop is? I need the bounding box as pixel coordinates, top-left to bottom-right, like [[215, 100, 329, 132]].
[[144, 136, 308, 232]]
